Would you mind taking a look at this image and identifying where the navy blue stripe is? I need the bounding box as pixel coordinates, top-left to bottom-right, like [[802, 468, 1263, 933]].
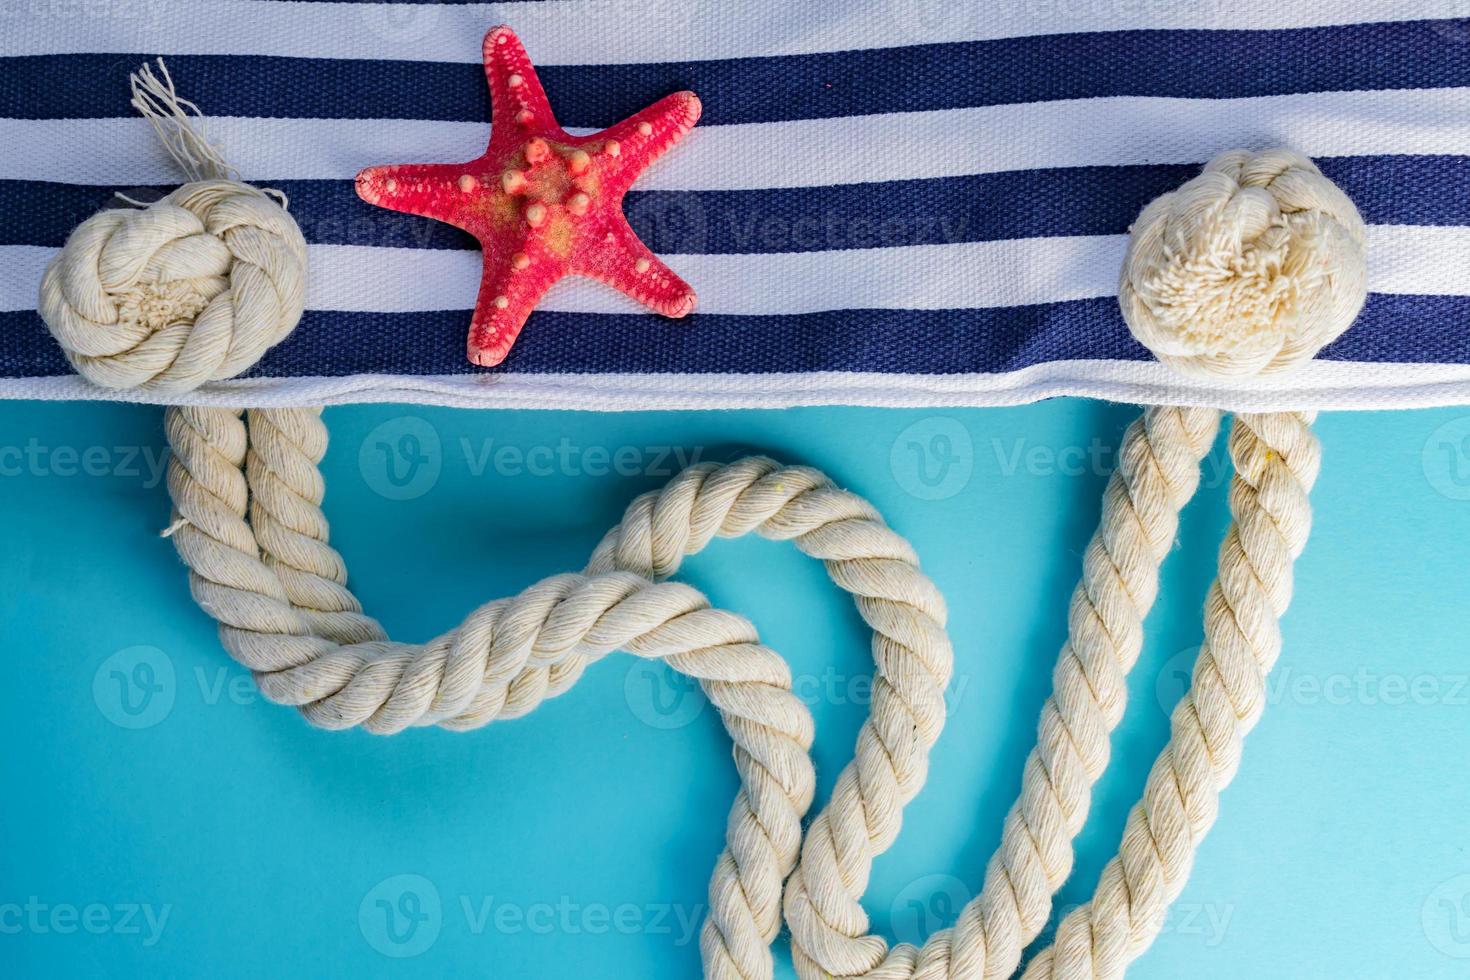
[[4, 20, 1465, 124], [8, 155, 1467, 253], [3, 295, 1466, 379]]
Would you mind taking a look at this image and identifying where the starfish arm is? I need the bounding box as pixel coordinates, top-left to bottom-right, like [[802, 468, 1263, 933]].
[[577, 230, 697, 319], [483, 25, 560, 151], [466, 250, 565, 366], [355, 25, 702, 367], [356, 162, 478, 228], [596, 91, 702, 199]]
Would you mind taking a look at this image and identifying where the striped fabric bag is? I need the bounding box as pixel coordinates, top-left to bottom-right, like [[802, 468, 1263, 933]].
[[7, 5, 1469, 979], [3, 1, 1466, 410]]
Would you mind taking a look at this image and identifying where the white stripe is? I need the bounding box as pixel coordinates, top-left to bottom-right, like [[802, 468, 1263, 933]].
[[0, 0, 1458, 64], [1371, 226, 1470, 296], [5, 225, 1465, 315], [308, 236, 1123, 314], [5, 88, 1468, 190], [9, 358, 1470, 413]]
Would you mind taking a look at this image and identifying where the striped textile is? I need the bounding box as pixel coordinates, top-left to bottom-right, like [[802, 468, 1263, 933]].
[[3, 1, 1468, 410]]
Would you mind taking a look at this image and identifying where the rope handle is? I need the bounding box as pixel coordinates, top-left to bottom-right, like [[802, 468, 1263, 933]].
[[162, 403, 1319, 980]]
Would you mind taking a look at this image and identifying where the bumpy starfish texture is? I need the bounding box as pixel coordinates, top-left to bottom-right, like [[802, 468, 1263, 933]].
[[355, 25, 700, 366]]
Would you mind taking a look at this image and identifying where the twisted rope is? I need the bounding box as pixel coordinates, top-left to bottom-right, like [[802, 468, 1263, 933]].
[[163, 399, 1290, 980], [1023, 411, 1319, 979], [781, 406, 1221, 979], [165, 404, 955, 980]]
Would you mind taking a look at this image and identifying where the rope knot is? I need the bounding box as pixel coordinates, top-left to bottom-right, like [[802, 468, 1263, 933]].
[[36, 60, 307, 394], [1119, 148, 1368, 379]]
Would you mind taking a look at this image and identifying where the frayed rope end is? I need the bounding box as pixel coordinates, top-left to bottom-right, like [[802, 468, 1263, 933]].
[[129, 58, 239, 184]]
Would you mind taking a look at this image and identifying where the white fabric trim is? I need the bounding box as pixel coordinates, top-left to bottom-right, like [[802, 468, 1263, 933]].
[[10, 359, 1470, 412]]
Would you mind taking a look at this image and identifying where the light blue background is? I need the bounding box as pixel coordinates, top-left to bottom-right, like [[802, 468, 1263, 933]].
[[3, 399, 1469, 978]]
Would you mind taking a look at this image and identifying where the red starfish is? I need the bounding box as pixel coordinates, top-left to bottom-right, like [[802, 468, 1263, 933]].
[[355, 25, 701, 366]]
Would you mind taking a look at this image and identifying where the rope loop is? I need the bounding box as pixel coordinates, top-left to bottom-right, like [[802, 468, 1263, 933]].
[[160, 400, 1322, 980]]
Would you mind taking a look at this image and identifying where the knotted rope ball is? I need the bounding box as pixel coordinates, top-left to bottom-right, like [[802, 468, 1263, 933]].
[[39, 182, 306, 394], [36, 62, 307, 395], [1120, 148, 1368, 379]]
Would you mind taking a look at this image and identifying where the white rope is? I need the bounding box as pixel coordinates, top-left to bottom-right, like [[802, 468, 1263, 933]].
[[781, 405, 1221, 979], [155, 399, 1309, 980], [1119, 149, 1368, 379], [1021, 410, 1320, 979], [165, 406, 951, 979], [37, 61, 304, 395], [1008, 148, 1362, 979], [35, 61, 1375, 979], [777, 151, 1365, 978], [129, 58, 238, 184]]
